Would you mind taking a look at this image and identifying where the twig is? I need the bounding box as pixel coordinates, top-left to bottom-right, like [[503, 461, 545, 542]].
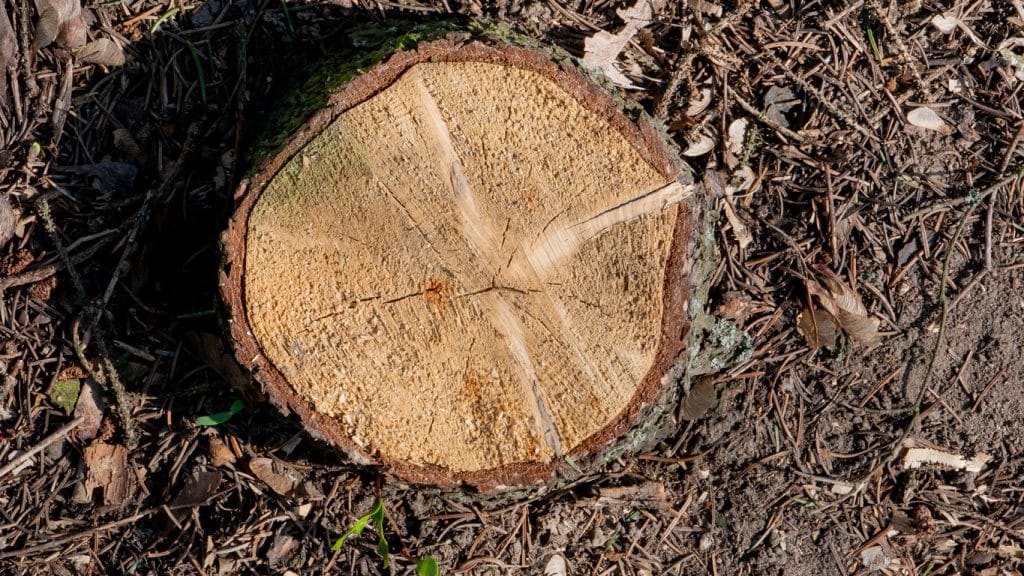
[[900, 171, 1021, 223], [731, 91, 805, 143], [1000, 121, 1024, 175], [864, 0, 930, 100], [0, 416, 84, 479]]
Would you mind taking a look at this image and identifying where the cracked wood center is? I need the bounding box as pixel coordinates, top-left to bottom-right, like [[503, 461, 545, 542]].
[[227, 44, 699, 487]]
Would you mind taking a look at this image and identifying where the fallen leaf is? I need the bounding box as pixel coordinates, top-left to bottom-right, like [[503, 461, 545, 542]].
[[207, 435, 236, 467], [78, 38, 125, 66], [582, 0, 657, 89], [0, 195, 16, 248], [860, 546, 891, 571], [902, 447, 990, 473], [0, 2, 15, 100], [81, 443, 129, 506], [796, 307, 840, 349], [267, 531, 300, 567], [997, 40, 1024, 82], [74, 378, 106, 441], [113, 128, 144, 162], [171, 469, 223, 507], [931, 13, 959, 34], [722, 167, 754, 250], [682, 130, 716, 157], [763, 85, 798, 128], [680, 376, 717, 420], [543, 553, 567, 576], [249, 457, 301, 496], [725, 118, 748, 168], [806, 265, 882, 348], [715, 291, 753, 322], [32, 0, 87, 49], [685, 87, 713, 117], [906, 106, 951, 135]]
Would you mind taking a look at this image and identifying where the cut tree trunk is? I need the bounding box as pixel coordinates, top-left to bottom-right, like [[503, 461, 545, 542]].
[[221, 28, 714, 491]]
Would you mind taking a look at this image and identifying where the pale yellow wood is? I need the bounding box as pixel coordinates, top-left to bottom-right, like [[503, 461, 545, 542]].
[[244, 61, 690, 473]]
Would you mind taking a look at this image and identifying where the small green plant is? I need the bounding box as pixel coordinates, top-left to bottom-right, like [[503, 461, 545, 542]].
[[416, 557, 440, 576], [332, 498, 440, 573], [332, 499, 390, 567], [196, 399, 244, 426], [49, 379, 81, 415], [965, 188, 982, 208]]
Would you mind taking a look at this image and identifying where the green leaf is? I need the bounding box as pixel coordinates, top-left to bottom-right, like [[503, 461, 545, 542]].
[[196, 399, 244, 426], [279, 0, 294, 35], [370, 499, 389, 567], [49, 379, 81, 415], [331, 510, 373, 551], [416, 557, 440, 576], [331, 499, 390, 567], [186, 41, 207, 104]]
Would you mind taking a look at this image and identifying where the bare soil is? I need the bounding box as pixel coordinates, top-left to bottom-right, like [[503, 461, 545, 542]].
[[1, 1, 1022, 575]]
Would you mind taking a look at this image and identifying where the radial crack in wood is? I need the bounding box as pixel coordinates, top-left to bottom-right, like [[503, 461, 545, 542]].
[[223, 39, 705, 489]]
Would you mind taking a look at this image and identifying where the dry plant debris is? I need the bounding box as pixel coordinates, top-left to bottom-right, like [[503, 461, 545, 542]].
[[1, 0, 1023, 574]]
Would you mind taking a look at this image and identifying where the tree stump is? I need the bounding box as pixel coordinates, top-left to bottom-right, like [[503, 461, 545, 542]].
[[221, 29, 713, 491]]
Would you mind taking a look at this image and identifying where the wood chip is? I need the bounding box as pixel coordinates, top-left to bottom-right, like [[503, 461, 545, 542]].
[[82, 443, 129, 506], [598, 480, 669, 511], [73, 378, 105, 442], [902, 447, 990, 473]]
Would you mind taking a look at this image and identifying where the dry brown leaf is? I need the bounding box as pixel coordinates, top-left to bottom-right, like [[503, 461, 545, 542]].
[[73, 378, 105, 441], [715, 291, 753, 321], [208, 435, 236, 467], [0, 195, 16, 248], [906, 106, 951, 135], [763, 86, 798, 128], [582, 0, 657, 89], [32, 0, 87, 49], [78, 38, 125, 66], [249, 457, 301, 496], [267, 531, 301, 567], [171, 469, 223, 507], [0, 2, 15, 100], [680, 376, 717, 420], [806, 265, 881, 348], [796, 307, 840, 349]]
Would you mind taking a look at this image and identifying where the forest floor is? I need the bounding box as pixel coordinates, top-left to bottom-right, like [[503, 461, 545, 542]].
[[1, 0, 1023, 574]]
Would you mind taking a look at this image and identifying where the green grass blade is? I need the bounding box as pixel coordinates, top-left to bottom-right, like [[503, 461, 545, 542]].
[[186, 41, 207, 104]]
